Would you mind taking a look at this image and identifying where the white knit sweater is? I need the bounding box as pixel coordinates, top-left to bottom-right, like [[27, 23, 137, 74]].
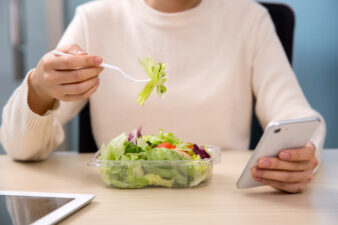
[[0, 0, 325, 160]]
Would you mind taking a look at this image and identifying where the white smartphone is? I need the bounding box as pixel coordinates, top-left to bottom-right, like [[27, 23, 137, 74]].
[[236, 116, 321, 189]]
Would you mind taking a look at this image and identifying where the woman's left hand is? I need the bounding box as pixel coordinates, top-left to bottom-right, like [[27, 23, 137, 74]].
[[251, 142, 319, 193]]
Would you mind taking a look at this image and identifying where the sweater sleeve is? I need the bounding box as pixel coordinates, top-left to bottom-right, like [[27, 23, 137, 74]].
[[0, 8, 89, 161], [251, 11, 326, 164]]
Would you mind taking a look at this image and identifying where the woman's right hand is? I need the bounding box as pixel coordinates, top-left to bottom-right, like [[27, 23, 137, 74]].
[[28, 44, 103, 115]]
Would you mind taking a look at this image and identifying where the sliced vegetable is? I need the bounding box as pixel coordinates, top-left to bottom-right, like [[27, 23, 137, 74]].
[[157, 142, 175, 149], [172, 149, 192, 160], [128, 126, 143, 144], [137, 56, 167, 106], [192, 144, 211, 159]]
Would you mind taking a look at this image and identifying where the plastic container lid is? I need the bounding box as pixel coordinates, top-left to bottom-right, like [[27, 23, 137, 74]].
[[88, 145, 221, 167]]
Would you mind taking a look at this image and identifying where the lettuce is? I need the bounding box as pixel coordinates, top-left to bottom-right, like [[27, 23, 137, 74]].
[[147, 148, 186, 161], [124, 164, 149, 188], [124, 142, 144, 154], [158, 130, 181, 145], [144, 174, 174, 188], [100, 133, 128, 160], [187, 162, 211, 187], [142, 130, 182, 147], [137, 56, 167, 106], [143, 166, 176, 179]]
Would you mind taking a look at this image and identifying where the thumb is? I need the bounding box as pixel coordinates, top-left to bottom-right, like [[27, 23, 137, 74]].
[[306, 141, 316, 151]]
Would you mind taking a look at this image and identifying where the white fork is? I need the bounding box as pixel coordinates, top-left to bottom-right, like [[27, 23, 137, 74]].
[[52, 50, 151, 83]]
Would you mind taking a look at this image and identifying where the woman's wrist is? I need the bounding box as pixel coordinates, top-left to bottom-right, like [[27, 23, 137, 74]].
[[27, 69, 56, 115]]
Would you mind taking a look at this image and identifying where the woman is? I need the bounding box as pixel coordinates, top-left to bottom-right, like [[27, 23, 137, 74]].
[[0, 0, 325, 193]]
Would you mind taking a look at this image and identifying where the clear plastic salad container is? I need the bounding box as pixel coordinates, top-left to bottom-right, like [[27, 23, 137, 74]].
[[88, 145, 221, 189]]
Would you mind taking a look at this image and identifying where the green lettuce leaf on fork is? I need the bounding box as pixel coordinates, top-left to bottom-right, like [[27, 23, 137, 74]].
[[137, 56, 167, 105]]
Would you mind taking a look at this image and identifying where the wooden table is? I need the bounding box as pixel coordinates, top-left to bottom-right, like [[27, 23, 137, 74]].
[[1, 150, 338, 225]]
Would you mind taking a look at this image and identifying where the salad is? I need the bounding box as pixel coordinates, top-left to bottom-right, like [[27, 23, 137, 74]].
[[94, 127, 219, 188], [137, 56, 167, 106]]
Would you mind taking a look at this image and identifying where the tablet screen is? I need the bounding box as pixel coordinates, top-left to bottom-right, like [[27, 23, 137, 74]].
[[0, 195, 73, 225]]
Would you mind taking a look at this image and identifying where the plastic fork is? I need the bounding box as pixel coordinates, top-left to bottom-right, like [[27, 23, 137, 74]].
[[52, 50, 151, 83]]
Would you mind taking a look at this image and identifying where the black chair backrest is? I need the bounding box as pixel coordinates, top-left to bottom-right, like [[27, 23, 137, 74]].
[[249, 3, 295, 149], [78, 2, 295, 153], [79, 103, 97, 152]]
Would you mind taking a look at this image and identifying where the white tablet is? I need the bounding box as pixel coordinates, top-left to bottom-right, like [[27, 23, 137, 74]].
[[0, 191, 94, 225]]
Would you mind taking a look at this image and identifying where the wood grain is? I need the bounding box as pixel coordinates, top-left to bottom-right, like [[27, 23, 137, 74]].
[[1, 150, 338, 225]]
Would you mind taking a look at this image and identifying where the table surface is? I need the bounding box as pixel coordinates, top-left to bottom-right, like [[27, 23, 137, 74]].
[[1, 149, 338, 225]]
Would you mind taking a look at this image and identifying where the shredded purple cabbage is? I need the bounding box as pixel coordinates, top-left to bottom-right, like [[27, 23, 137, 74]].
[[128, 126, 143, 144], [192, 144, 210, 159], [137, 126, 142, 138], [200, 146, 211, 158]]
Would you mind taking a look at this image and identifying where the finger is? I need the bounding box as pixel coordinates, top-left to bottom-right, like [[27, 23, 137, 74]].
[[59, 77, 99, 95], [56, 44, 88, 56], [62, 79, 100, 102], [253, 176, 307, 193], [251, 166, 313, 183], [51, 66, 103, 84], [257, 157, 318, 171], [43, 44, 89, 71], [49, 54, 103, 70], [279, 142, 316, 161]]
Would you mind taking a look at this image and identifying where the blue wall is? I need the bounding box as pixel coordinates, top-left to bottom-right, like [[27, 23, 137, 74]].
[[0, 0, 47, 154], [65, 0, 89, 24], [263, 0, 338, 147]]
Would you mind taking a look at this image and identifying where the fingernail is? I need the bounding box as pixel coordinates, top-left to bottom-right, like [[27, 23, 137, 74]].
[[76, 50, 86, 55], [254, 168, 263, 176], [306, 141, 316, 150], [259, 160, 270, 168], [94, 56, 103, 65], [280, 151, 291, 160]]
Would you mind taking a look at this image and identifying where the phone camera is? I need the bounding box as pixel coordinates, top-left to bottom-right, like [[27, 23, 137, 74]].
[[274, 128, 281, 133]]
